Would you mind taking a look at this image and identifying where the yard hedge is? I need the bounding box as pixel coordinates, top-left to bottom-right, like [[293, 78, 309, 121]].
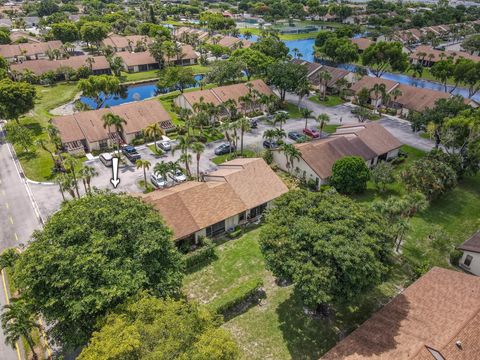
[[184, 239, 216, 270], [211, 278, 264, 317]]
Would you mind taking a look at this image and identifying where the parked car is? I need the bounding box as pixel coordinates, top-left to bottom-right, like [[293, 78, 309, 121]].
[[303, 127, 320, 138], [288, 131, 303, 141], [169, 169, 187, 183], [214, 143, 235, 155], [99, 153, 113, 167], [275, 110, 289, 116], [122, 145, 141, 162], [250, 119, 258, 129], [263, 140, 279, 149], [156, 140, 171, 151], [150, 172, 168, 188]]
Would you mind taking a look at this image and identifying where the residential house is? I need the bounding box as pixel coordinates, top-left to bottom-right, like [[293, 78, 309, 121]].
[[101, 34, 152, 52], [321, 267, 480, 360], [10, 55, 111, 79], [173, 26, 209, 44], [174, 79, 274, 114], [348, 76, 467, 116], [52, 99, 175, 153], [0, 40, 63, 62], [410, 45, 480, 67], [140, 158, 288, 244], [207, 35, 252, 49], [351, 37, 374, 52], [272, 123, 402, 189], [292, 59, 355, 95], [458, 230, 480, 276], [117, 44, 197, 73]]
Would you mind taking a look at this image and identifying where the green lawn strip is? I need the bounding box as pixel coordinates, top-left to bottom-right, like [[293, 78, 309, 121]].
[[285, 103, 303, 118], [120, 64, 212, 83], [211, 150, 257, 165], [323, 124, 339, 134], [308, 95, 345, 107]]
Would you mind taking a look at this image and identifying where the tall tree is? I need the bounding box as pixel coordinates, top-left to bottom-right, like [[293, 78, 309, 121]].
[[136, 159, 151, 189], [362, 42, 408, 77], [101, 112, 127, 155], [267, 61, 308, 102], [190, 142, 205, 181], [4, 122, 33, 153], [330, 156, 370, 194], [78, 75, 123, 109], [0, 79, 36, 123], [259, 190, 393, 314], [12, 193, 183, 349], [280, 143, 301, 173]]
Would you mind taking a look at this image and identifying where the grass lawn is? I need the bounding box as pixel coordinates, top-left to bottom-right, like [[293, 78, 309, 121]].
[[120, 64, 212, 83], [285, 103, 303, 118], [309, 95, 346, 107], [16, 83, 79, 181], [211, 150, 257, 165], [323, 124, 339, 134], [184, 228, 408, 359]]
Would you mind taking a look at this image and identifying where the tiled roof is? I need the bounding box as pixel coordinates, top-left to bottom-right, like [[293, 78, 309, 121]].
[[116, 51, 156, 67], [351, 37, 374, 51], [458, 230, 480, 254], [292, 59, 351, 87], [102, 34, 152, 49], [10, 55, 110, 75], [350, 76, 399, 97], [52, 99, 172, 144], [0, 40, 62, 58], [321, 267, 480, 360], [411, 45, 480, 63], [395, 84, 451, 112], [141, 158, 288, 240]]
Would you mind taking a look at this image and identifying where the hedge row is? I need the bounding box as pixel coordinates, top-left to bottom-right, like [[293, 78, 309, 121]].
[[184, 240, 216, 270], [211, 278, 264, 316]]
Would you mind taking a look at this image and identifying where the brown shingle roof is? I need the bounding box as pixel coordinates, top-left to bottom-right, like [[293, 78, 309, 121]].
[[350, 76, 399, 97], [208, 35, 252, 49], [102, 35, 152, 50], [458, 231, 480, 254], [117, 51, 156, 67], [10, 55, 110, 75], [0, 40, 62, 58], [351, 37, 374, 51], [332, 123, 402, 156], [321, 267, 480, 360], [52, 99, 172, 144], [141, 158, 288, 240], [295, 136, 377, 179], [395, 84, 451, 112], [292, 60, 350, 87], [411, 45, 480, 63], [164, 44, 198, 63]]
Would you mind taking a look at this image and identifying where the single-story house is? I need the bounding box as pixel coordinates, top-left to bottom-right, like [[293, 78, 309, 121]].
[[140, 158, 288, 244], [410, 45, 480, 67], [52, 99, 175, 153], [173, 26, 209, 44], [174, 79, 274, 115], [321, 267, 480, 360], [458, 230, 480, 276], [101, 34, 152, 52], [207, 35, 252, 49], [117, 45, 197, 72], [0, 40, 63, 62], [349, 76, 476, 115], [10, 55, 111, 79], [350, 37, 374, 52], [292, 59, 355, 94], [272, 123, 401, 189]]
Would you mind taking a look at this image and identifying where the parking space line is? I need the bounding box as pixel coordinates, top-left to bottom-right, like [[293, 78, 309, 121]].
[[5, 202, 8, 209], [14, 233, 18, 241], [9, 216, 13, 224]]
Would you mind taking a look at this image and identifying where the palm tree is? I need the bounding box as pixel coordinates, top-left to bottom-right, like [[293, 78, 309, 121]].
[[173, 134, 191, 174], [300, 107, 313, 130], [102, 113, 127, 157], [64, 155, 80, 197], [263, 129, 277, 144], [34, 139, 56, 167], [54, 174, 67, 201], [274, 112, 289, 130], [1, 298, 40, 360], [79, 166, 98, 194], [144, 123, 163, 147], [370, 83, 386, 113], [190, 142, 205, 181], [236, 117, 251, 156], [281, 143, 301, 173], [318, 70, 332, 100], [179, 153, 192, 178], [136, 159, 151, 189], [316, 113, 330, 136], [153, 161, 171, 183]]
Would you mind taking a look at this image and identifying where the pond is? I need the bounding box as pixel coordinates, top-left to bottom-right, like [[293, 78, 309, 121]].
[[80, 74, 204, 108]]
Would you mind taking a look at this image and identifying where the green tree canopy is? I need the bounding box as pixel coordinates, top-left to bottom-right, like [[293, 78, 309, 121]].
[[251, 33, 289, 60], [229, 47, 273, 80], [12, 193, 184, 348], [51, 22, 79, 43], [78, 75, 123, 109], [330, 156, 370, 194], [78, 294, 238, 360], [259, 190, 393, 312], [267, 61, 308, 101], [80, 21, 110, 47], [362, 41, 408, 77], [0, 79, 36, 122], [157, 66, 196, 93]]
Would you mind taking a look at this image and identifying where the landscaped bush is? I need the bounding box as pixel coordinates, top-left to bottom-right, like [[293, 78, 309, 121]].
[[212, 278, 264, 317], [262, 149, 273, 165], [449, 248, 463, 266], [228, 227, 242, 239], [184, 239, 217, 271], [131, 137, 146, 146]]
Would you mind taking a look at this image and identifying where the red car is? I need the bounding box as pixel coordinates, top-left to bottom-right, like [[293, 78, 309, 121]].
[[303, 127, 320, 138]]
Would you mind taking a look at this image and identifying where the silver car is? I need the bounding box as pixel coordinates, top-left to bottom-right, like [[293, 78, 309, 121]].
[[156, 140, 171, 151], [169, 169, 187, 183], [150, 172, 168, 188]]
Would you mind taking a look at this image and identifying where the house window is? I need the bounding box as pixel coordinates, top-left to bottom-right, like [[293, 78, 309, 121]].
[[464, 254, 473, 267], [99, 139, 108, 149], [239, 212, 246, 222], [206, 220, 225, 237], [249, 203, 268, 219]]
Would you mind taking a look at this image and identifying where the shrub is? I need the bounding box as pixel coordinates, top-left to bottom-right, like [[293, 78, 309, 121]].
[[228, 227, 242, 239], [449, 249, 463, 267], [184, 239, 216, 270], [212, 278, 264, 317], [330, 156, 370, 194], [262, 149, 273, 165]]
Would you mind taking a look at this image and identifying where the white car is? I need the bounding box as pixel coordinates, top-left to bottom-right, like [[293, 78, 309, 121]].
[[156, 140, 171, 151], [169, 169, 187, 183], [150, 172, 168, 188]]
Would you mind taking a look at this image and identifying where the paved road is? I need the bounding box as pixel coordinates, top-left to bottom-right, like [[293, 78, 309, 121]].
[[0, 125, 42, 360]]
